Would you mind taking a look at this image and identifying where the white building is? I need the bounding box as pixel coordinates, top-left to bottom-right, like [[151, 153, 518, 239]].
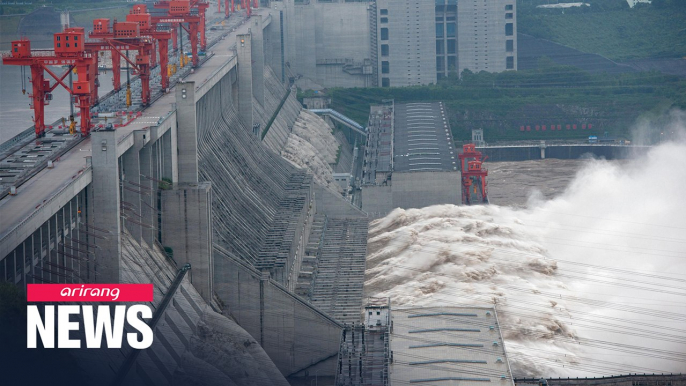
[[277, 0, 517, 88], [627, 0, 651, 7]]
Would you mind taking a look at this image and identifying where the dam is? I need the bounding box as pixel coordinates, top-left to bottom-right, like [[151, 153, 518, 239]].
[[0, 5, 368, 385]]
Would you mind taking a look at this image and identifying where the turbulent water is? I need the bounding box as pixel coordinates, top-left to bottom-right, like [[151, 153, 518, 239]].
[[365, 115, 686, 376], [281, 110, 343, 193]]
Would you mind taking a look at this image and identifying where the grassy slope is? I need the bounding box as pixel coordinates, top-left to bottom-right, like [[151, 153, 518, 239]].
[[0, 16, 20, 39], [519, 4, 686, 61], [325, 66, 686, 144], [0, 7, 131, 48], [70, 7, 131, 28]]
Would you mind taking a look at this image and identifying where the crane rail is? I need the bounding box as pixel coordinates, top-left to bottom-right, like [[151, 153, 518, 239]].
[[0, 11, 243, 201]]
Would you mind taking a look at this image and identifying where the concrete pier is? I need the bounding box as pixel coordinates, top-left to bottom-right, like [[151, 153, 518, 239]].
[[161, 182, 214, 304], [90, 129, 122, 284], [251, 15, 265, 108], [237, 34, 254, 132], [176, 81, 199, 184]]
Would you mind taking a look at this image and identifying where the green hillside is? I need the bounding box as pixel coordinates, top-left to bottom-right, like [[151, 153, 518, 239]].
[[518, 0, 686, 61], [319, 62, 686, 145]]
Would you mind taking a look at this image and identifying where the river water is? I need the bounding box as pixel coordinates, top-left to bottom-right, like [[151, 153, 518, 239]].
[[366, 137, 686, 376]]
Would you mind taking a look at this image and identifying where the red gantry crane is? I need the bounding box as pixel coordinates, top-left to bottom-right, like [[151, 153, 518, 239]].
[[217, 0, 233, 18], [89, 20, 156, 106], [458, 144, 489, 205], [126, 10, 174, 91], [2, 29, 97, 137], [153, 0, 208, 59]]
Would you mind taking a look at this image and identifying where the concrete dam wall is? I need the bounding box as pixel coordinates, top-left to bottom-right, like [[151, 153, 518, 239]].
[[194, 57, 364, 378], [69, 233, 290, 386]]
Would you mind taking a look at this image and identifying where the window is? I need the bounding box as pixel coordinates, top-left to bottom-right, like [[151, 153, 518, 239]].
[[506, 13, 513, 19], [446, 23, 456, 37], [506, 40, 513, 52], [381, 44, 389, 56], [447, 40, 456, 54], [57, 36, 61, 41], [57, 43, 61, 48], [505, 4, 513, 10], [65, 36, 69, 41], [382, 77, 390, 87], [380, 17, 388, 23], [380, 8, 388, 15], [447, 5, 456, 12], [75, 43, 78, 48], [506, 56, 514, 69], [448, 56, 456, 71], [436, 56, 444, 71], [74, 35, 78, 41], [66, 43, 70, 48], [382, 61, 389, 74], [436, 23, 444, 38], [436, 40, 444, 54], [381, 28, 389, 41], [505, 23, 513, 36]]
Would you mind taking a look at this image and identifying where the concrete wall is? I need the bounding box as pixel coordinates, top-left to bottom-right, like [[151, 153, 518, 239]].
[[264, 8, 285, 83], [214, 248, 343, 377], [281, 0, 372, 88], [161, 182, 214, 304], [377, 0, 437, 86], [65, 233, 291, 386], [457, 0, 517, 74], [277, 0, 516, 87], [314, 185, 367, 218], [516, 374, 686, 386], [362, 171, 462, 219]]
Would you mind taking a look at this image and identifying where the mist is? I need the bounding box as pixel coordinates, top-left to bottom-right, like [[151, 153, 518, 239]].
[[365, 112, 686, 376]]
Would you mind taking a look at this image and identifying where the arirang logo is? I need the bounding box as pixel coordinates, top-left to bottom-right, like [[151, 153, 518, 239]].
[[60, 284, 121, 300], [26, 284, 154, 349]]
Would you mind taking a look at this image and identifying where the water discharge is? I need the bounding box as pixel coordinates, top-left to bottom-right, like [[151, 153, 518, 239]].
[[365, 114, 686, 376]]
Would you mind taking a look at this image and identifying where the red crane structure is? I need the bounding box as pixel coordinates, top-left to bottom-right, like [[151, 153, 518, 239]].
[[154, 0, 209, 53], [2, 29, 97, 137], [89, 20, 156, 106], [458, 144, 489, 205], [217, 0, 232, 18], [131, 4, 179, 54], [125, 11, 174, 91]]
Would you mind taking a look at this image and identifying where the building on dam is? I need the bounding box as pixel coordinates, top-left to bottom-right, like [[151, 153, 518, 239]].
[[274, 0, 517, 88], [361, 101, 463, 218]]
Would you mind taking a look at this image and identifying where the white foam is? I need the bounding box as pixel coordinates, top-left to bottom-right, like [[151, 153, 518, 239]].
[[366, 126, 686, 375]]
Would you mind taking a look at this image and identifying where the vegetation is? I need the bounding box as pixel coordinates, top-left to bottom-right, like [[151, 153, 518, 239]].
[[0, 5, 131, 49], [517, 0, 686, 61], [160, 177, 173, 190], [70, 7, 132, 27], [0, 0, 130, 15], [0, 15, 21, 38], [323, 61, 686, 144]]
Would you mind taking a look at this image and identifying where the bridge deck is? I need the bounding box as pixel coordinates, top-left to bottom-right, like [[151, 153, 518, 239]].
[[0, 9, 268, 251]]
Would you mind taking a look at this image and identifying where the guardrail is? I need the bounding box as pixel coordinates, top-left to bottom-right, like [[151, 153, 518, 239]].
[[0, 165, 91, 248], [0, 135, 86, 200]]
